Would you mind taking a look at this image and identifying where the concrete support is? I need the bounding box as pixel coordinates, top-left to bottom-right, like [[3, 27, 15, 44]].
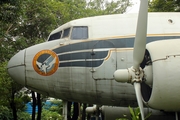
[[62, 101, 68, 120], [175, 112, 178, 120]]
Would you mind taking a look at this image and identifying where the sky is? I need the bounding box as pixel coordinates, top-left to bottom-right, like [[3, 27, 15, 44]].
[[87, 0, 140, 13], [126, 0, 140, 13], [107, 0, 140, 13]]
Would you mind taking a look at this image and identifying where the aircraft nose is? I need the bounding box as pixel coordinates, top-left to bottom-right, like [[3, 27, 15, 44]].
[[7, 49, 26, 85]]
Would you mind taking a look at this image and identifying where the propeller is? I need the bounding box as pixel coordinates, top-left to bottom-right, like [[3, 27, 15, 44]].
[[114, 0, 148, 120]]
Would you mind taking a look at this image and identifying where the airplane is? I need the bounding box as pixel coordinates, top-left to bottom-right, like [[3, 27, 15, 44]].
[[7, 0, 180, 119]]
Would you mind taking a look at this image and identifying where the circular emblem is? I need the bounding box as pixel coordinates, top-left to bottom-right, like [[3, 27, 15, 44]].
[[32, 50, 59, 76]]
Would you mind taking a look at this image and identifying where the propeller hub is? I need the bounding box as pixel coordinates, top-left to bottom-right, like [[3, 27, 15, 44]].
[[114, 69, 130, 83], [114, 67, 144, 84]]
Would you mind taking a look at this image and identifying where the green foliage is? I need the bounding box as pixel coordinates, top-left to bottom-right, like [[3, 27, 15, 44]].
[[86, 0, 132, 15], [0, 62, 13, 106], [0, 106, 31, 120], [17, 111, 31, 120], [18, 0, 61, 40], [41, 109, 62, 120], [0, 106, 13, 120], [0, 0, 21, 23], [129, 107, 141, 120], [116, 116, 129, 120], [116, 107, 151, 120], [129, 107, 151, 120], [43, 99, 63, 114], [52, 0, 131, 24], [148, 0, 180, 12], [0, 62, 31, 119], [14, 92, 31, 111]]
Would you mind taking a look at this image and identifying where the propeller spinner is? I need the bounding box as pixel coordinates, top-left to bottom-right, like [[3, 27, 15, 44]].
[[114, 0, 148, 120]]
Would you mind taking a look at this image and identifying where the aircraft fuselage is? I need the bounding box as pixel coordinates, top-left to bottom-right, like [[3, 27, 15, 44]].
[[7, 13, 180, 107]]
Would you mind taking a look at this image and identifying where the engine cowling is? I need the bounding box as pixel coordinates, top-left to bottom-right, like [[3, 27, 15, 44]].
[[142, 39, 180, 111], [86, 105, 176, 120]]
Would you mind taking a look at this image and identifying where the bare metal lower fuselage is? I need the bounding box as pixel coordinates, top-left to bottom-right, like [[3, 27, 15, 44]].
[[25, 38, 136, 106], [23, 35, 180, 106]]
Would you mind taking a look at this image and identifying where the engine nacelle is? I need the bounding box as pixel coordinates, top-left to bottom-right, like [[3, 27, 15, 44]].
[[143, 39, 180, 111]]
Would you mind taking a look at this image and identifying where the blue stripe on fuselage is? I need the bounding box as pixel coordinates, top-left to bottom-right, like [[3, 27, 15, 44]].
[[52, 36, 180, 67]]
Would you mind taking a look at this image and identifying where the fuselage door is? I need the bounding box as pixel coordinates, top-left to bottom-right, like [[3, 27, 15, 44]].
[[91, 40, 117, 80]]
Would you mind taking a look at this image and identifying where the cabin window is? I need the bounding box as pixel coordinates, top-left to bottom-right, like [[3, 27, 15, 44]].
[[48, 31, 62, 41], [62, 28, 70, 38], [71, 26, 88, 40]]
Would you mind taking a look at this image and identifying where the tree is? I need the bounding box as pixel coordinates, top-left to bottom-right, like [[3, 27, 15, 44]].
[[58, 0, 131, 23], [86, 0, 131, 15], [31, 91, 36, 120], [37, 93, 42, 120], [0, 106, 13, 120], [17, 0, 62, 41], [44, 99, 63, 115], [41, 99, 63, 120], [41, 109, 62, 120], [17, 112, 31, 120], [0, 62, 31, 120], [0, 0, 23, 62], [149, 0, 180, 12]]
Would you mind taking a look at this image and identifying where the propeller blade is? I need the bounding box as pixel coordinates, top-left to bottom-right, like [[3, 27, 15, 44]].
[[115, 1, 148, 119], [134, 83, 144, 120], [133, 1, 148, 119], [133, 0, 148, 70]]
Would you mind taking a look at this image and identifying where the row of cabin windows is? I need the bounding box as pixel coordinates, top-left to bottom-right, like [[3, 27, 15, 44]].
[[48, 26, 88, 41]]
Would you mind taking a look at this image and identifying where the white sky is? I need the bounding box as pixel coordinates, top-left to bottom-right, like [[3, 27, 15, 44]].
[[88, 0, 141, 13], [108, 0, 140, 13], [126, 0, 140, 13]]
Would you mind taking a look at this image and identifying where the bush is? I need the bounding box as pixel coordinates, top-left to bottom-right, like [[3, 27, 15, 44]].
[[41, 109, 62, 120], [0, 106, 13, 120], [17, 111, 31, 120], [116, 106, 151, 120]]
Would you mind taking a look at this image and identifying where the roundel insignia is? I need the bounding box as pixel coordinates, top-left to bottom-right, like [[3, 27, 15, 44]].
[[32, 50, 59, 76]]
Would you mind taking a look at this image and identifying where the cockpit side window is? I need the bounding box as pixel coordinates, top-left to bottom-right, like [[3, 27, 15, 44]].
[[62, 28, 70, 38], [48, 31, 62, 41], [71, 26, 88, 40]]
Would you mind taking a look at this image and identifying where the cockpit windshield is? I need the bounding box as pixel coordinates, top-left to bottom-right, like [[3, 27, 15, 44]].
[[47, 26, 88, 41], [62, 28, 70, 38], [48, 31, 62, 41], [71, 26, 88, 40]]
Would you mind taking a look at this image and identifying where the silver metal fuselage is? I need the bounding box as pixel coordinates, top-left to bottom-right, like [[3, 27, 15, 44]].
[[26, 40, 136, 106], [7, 13, 180, 107]]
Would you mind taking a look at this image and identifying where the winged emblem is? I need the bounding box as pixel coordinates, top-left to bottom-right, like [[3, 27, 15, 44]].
[[36, 57, 56, 74]]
